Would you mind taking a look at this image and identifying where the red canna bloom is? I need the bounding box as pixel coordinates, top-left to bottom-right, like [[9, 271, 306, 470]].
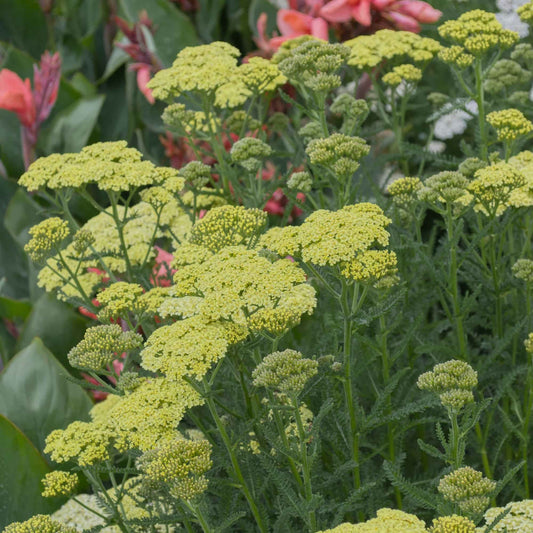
[[0, 70, 36, 128]]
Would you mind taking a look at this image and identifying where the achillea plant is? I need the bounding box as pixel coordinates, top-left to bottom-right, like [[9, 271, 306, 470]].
[[7, 5, 533, 531]]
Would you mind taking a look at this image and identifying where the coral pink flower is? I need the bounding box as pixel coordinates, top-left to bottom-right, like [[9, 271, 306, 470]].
[[130, 63, 155, 104], [320, 0, 373, 25], [0, 51, 60, 168], [0, 70, 36, 128], [151, 246, 175, 287], [372, 0, 441, 32], [277, 9, 329, 40]]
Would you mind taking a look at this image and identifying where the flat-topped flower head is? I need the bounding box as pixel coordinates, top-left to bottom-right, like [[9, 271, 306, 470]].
[[438, 10, 519, 55], [252, 349, 318, 394], [429, 515, 476, 533], [4, 515, 78, 533], [96, 282, 144, 321], [319, 508, 427, 532], [468, 162, 526, 215], [487, 108, 533, 141], [484, 59, 531, 93], [147, 42, 240, 101], [417, 359, 478, 411], [287, 171, 313, 193], [438, 467, 496, 515], [189, 205, 267, 252], [439, 46, 475, 69], [344, 30, 441, 71], [482, 499, 533, 532], [166, 246, 316, 336], [180, 160, 211, 189], [141, 316, 247, 381], [25, 217, 70, 263], [306, 134, 370, 180], [382, 64, 423, 86], [340, 250, 398, 285], [90, 377, 203, 452], [41, 471, 79, 498], [68, 324, 142, 371], [137, 437, 212, 499], [44, 420, 112, 466], [262, 203, 392, 269], [19, 140, 178, 192]]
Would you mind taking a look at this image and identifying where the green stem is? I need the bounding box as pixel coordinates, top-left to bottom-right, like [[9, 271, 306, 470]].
[[449, 411, 461, 469], [475, 58, 488, 161], [203, 381, 267, 532], [109, 193, 134, 280], [184, 501, 212, 533], [291, 394, 316, 532]]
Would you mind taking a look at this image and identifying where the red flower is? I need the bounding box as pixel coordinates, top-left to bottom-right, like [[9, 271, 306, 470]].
[[0, 70, 36, 128]]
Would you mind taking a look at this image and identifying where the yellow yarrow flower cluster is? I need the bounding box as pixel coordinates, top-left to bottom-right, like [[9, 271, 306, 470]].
[[4, 515, 78, 533], [25, 218, 70, 263], [525, 333, 533, 353], [438, 45, 475, 69], [41, 471, 79, 498], [19, 141, 178, 192], [506, 150, 533, 207], [417, 360, 478, 411], [67, 324, 142, 371], [171, 246, 316, 329], [141, 316, 247, 381], [262, 203, 395, 284], [429, 515, 475, 533], [382, 64, 423, 86], [512, 259, 533, 283], [418, 171, 471, 208], [482, 499, 533, 532], [344, 30, 441, 70], [149, 42, 285, 109], [518, 1, 533, 24], [189, 205, 267, 252], [319, 509, 427, 532], [438, 10, 519, 56], [96, 282, 144, 321], [438, 467, 496, 515], [486, 109, 533, 141], [468, 162, 526, 215], [388, 177, 423, 208], [137, 437, 212, 500]]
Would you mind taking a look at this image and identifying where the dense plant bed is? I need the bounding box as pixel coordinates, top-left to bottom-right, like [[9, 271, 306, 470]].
[[1, 1, 533, 532]]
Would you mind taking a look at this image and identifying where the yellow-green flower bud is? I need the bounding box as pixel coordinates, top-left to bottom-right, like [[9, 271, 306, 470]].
[[4, 515, 78, 533], [429, 515, 476, 533], [41, 471, 79, 498], [25, 218, 70, 263]]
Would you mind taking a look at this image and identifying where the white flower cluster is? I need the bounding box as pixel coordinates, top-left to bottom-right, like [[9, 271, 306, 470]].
[[496, 0, 530, 38], [434, 100, 478, 141]]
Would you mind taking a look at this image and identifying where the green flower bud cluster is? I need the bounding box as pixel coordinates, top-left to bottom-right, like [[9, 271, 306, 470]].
[[487, 109, 533, 142], [388, 177, 423, 208], [458, 157, 487, 179], [417, 360, 478, 411], [68, 324, 142, 371], [4, 515, 78, 533], [382, 64, 423, 86], [306, 133, 370, 180], [439, 46, 475, 69], [439, 10, 519, 56], [71, 229, 95, 255], [41, 471, 79, 498], [438, 467, 496, 515], [345, 30, 441, 71], [428, 92, 449, 108], [140, 186, 175, 209], [180, 160, 212, 189], [230, 137, 273, 172], [252, 349, 318, 394], [137, 437, 212, 500], [482, 499, 533, 532], [25, 218, 70, 263], [299, 121, 323, 144], [275, 39, 350, 92], [429, 515, 476, 533], [287, 171, 313, 193], [189, 205, 267, 252], [418, 171, 470, 206], [484, 59, 531, 93], [330, 94, 369, 126], [512, 259, 533, 283], [226, 110, 261, 134], [525, 333, 533, 354], [511, 43, 533, 70]]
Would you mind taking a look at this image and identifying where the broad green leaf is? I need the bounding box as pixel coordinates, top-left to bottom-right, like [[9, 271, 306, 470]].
[[0, 415, 55, 528], [4, 188, 44, 247], [0, 178, 29, 299], [0, 296, 31, 320], [41, 95, 105, 154], [0, 0, 48, 59], [0, 338, 92, 453], [100, 42, 129, 81], [17, 293, 88, 369], [118, 0, 198, 66]]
